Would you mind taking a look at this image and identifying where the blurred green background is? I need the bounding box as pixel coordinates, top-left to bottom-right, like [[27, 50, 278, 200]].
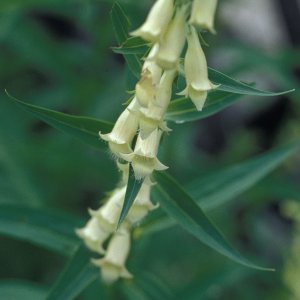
[[0, 0, 300, 299]]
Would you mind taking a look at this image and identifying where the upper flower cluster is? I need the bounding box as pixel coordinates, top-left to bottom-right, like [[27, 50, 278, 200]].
[[100, 0, 218, 180]]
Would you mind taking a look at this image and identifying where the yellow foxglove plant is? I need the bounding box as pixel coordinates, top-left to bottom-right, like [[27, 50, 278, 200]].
[[77, 0, 224, 284]]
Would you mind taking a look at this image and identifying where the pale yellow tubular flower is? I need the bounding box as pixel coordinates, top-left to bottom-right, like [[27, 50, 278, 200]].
[[92, 226, 132, 284], [179, 26, 218, 111], [142, 44, 162, 85], [122, 129, 167, 180], [136, 46, 163, 107], [189, 0, 218, 34], [138, 69, 176, 138], [128, 178, 158, 224], [155, 6, 187, 70], [99, 98, 139, 157], [131, 0, 174, 42], [76, 217, 110, 254], [89, 186, 126, 233], [135, 69, 156, 107]]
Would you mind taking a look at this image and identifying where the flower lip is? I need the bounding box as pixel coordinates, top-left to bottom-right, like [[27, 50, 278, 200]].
[[92, 226, 132, 284], [76, 217, 109, 254], [99, 99, 139, 157], [121, 129, 168, 179]]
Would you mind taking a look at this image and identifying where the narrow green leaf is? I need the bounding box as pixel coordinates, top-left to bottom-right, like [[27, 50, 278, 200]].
[[112, 36, 149, 55], [118, 164, 144, 227], [209, 68, 294, 96], [110, 2, 130, 45], [110, 2, 142, 78], [6, 92, 113, 150], [152, 172, 273, 271], [46, 245, 98, 300], [187, 140, 300, 211], [166, 91, 240, 123], [140, 141, 300, 236], [0, 204, 80, 256], [0, 280, 46, 300]]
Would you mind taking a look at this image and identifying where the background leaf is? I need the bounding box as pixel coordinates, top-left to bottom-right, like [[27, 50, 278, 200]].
[[187, 140, 300, 211], [6, 92, 113, 150], [46, 245, 98, 300], [0, 280, 46, 300], [110, 2, 142, 78], [0, 205, 80, 256], [208, 68, 294, 96], [152, 172, 273, 271]]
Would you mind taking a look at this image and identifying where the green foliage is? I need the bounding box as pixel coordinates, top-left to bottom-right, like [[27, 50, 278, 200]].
[[46, 245, 99, 300], [0, 280, 46, 300], [152, 171, 273, 270], [6, 92, 113, 150], [118, 165, 144, 227], [0, 205, 80, 256], [0, 0, 299, 299]]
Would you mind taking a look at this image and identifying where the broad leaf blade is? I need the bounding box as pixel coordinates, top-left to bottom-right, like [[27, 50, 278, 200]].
[[0, 205, 80, 255], [141, 141, 300, 236], [118, 164, 144, 226], [6, 92, 113, 150], [46, 245, 98, 300], [166, 91, 240, 123], [110, 2, 142, 78], [152, 172, 273, 271], [0, 280, 46, 300], [209, 68, 294, 96], [187, 140, 300, 211]]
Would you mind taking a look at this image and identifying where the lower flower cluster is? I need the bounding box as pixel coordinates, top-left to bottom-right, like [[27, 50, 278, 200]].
[[77, 171, 157, 283]]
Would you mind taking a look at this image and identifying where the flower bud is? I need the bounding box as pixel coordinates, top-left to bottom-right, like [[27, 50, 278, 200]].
[[122, 129, 168, 180], [135, 69, 156, 107], [99, 99, 139, 157], [131, 0, 174, 42], [92, 226, 132, 284], [155, 6, 187, 70], [142, 45, 162, 86], [89, 186, 126, 233], [138, 70, 176, 138], [179, 26, 218, 110], [76, 217, 110, 254], [189, 0, 218, 34]]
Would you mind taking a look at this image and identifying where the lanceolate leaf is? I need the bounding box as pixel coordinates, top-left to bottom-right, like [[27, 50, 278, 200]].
[[166, 91, 240, 123], [118, 164, 144, 227], [6, 92, 113, 150], [187, 140, 300, 211], [152, 172, 273, 271], [110, 2, 142, 78], [46, 245, 98, 300], [141, 141, 300, 236], [208, 67, 294, 96], [0, 205, 80, 255]]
